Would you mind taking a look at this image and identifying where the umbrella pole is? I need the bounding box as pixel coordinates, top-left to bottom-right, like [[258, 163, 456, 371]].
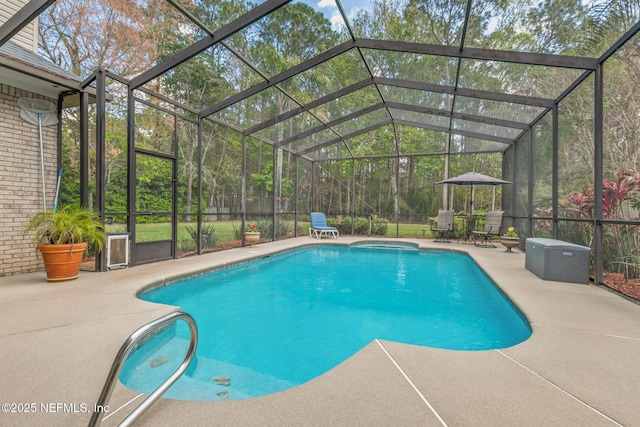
[[469, 184, 473, 218], [468, 184, 475, 241]]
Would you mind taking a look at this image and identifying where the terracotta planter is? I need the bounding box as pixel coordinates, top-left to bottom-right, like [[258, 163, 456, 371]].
[[244, 232, 260, 247], [38, 242, 87, 282], [500, 237, 519, 253]]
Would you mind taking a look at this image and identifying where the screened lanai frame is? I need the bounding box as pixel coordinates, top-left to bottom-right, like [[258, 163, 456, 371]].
[[3, 0, 640, 286]]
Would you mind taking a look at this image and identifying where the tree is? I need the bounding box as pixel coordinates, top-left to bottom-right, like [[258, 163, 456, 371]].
[[39, 0, 179, 78], [243, 2, 342, 211]]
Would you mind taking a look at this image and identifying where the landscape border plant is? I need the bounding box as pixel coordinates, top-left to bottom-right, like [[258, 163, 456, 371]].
[[182, 223, 220, 252], [328, 216, 388, 235], [563, 168, 640, 279]]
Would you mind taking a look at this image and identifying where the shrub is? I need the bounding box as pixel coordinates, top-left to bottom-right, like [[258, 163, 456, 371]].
[[257, 217, 292, 238], [184, 223, 219, 250], [329, 216, 388, 236], [233, 217, 293, 240], [371, 216, 388, 235], [562, 168, 640, 278]]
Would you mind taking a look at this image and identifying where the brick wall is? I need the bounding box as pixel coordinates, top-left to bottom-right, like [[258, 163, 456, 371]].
[[0, 84, 58, 275]]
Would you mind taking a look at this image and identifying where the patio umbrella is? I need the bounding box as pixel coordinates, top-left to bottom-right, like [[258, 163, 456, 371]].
[[437, 172, 511, 216]]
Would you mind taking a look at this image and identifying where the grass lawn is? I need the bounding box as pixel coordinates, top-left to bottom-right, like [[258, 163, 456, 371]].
[[391, 223, 433, 238], [105, 221, 241, 243], [107, 220, 437, 243]]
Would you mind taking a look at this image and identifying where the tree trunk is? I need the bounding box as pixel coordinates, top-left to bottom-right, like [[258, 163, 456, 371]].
[[391, 159, 399, 217], [185, 162, 193, 222]]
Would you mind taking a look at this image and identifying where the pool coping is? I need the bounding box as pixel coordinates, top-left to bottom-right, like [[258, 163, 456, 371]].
[[1, 236, 639, 426]]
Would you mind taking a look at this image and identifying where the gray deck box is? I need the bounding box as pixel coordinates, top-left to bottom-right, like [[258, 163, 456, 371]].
[[525, 238, 591, 284]]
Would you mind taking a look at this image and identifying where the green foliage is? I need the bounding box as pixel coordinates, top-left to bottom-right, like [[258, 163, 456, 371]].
[[503, 227, 518, 238], [604, 226, 640, 279], [177, 237, 193, 254], [273, 217, 293, 238], [245, 217, 292, 239], [562, 168, 640, 277], [232, 222, 243, 240], [250, 3, 341, 76], [135, 154, 173, 223], [249, 162, 293, 197], [371, 216, 389, 235], [526, 0, 589, 54], [183, 223, 220, 250], [23, 204, 107, 252], [330, 216, 388, 236], [402, 186, 439, 216]]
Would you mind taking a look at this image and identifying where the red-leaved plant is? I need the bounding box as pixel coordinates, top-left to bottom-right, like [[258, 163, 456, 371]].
[[563, 168, 640, 279], [564, 168, 640, 220]]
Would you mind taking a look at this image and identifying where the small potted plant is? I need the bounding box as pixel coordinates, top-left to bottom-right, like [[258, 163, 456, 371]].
[[500, 226, 520, 253], [23, 204, 107, 281], [244, 222, 260, 247]]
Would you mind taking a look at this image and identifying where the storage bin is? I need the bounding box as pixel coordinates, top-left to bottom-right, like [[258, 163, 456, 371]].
[[525, 238, 591, 284]]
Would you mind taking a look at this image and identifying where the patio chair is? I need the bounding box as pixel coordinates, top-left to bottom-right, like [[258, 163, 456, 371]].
[[431, 210, 454, 243], [309, 212, 339, 239], [472, 211, 504, 247]]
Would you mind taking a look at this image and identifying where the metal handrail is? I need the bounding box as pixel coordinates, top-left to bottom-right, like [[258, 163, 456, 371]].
[[88, 311, 198, 427]]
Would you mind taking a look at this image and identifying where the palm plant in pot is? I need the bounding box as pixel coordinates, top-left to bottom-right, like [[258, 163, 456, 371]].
[[23, 204, 107, 282]]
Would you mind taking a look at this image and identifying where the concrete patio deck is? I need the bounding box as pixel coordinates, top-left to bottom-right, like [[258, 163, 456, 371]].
[[0, 237, 639, 426]]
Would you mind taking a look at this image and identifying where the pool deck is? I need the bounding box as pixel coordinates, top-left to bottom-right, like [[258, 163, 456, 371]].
[[1, 236, 639, 426]]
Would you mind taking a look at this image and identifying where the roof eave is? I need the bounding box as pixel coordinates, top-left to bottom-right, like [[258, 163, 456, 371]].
[[0, 55, 82, 97]]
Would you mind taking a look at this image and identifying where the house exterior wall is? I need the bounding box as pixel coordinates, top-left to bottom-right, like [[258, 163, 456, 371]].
[[0, 83, 57, 276], [0, 0, 38, 52]]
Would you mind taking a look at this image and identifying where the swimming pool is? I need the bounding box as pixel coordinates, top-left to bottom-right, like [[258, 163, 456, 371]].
[[121, 245, 531, 401]]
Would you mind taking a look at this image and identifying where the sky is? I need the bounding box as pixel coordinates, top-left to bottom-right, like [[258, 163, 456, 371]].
[[297, 0, 374, 31]]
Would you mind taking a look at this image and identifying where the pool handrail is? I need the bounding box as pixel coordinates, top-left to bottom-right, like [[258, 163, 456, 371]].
[[88, 311, 198, 427]]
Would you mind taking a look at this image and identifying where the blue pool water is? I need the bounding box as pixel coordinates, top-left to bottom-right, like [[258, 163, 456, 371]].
[[121, 245, 531, 401]]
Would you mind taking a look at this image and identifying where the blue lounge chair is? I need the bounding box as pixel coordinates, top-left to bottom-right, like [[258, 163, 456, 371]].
[[309, 212, 339, 239]]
